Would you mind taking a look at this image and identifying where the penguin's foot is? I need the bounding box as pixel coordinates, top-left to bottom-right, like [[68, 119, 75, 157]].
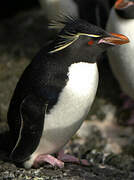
[[33, 154, 64, 168], [33, 151, 89, 168], [57, 150, 89, 166]]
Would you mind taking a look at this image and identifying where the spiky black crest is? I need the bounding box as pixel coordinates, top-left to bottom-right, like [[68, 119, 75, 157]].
[[50, 14, 107, 37], [49, 15, 109, 53]]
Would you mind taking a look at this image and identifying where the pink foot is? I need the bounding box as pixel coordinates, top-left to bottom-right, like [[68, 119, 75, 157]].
[[33, 154, 64, 168], [33, 150, 89, 168], [57, 150, 89, 166]]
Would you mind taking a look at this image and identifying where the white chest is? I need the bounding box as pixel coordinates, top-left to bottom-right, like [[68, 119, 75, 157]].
[[44, 62, 98, 129], [28, 62, 98, 166]]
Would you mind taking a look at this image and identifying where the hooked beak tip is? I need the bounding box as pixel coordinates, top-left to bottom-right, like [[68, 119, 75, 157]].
[[110, 32, 130, 45], [99, 33, 129, 46]]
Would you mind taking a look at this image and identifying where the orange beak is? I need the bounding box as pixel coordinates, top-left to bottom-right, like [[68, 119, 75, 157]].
[[115, 0, 134, 9], [99, 33, 129, 45]]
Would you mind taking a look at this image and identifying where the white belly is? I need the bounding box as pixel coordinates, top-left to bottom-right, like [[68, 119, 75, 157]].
[[24, 62, 98, 168], [106, 8, 134, 98]]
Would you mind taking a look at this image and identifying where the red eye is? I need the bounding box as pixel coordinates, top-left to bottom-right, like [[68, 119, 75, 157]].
[[88, 40, 94, 45]]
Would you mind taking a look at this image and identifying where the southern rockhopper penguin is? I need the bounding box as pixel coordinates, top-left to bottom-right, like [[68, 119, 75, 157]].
[[106, 0, 134, 124], [6, 17, 129, 169]]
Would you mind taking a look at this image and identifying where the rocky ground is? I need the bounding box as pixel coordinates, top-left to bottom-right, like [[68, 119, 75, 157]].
[[0, 7, 134, 180]]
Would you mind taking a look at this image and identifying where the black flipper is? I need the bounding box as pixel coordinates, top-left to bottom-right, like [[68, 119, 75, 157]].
[[9, 95, 46, 163]]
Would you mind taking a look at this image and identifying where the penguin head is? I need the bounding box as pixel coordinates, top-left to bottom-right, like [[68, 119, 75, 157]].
[[115, 0, 134, 18], [49, 17, 129, 62]]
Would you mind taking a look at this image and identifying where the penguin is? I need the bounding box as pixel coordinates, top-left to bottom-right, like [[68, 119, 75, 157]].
[[106, 0, 134, 123], [7, 17, 129, 169]]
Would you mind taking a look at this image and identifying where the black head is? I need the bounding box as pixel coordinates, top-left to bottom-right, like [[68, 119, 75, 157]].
[[49, 17, 129, 63], [115, 0, 134, 18]]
